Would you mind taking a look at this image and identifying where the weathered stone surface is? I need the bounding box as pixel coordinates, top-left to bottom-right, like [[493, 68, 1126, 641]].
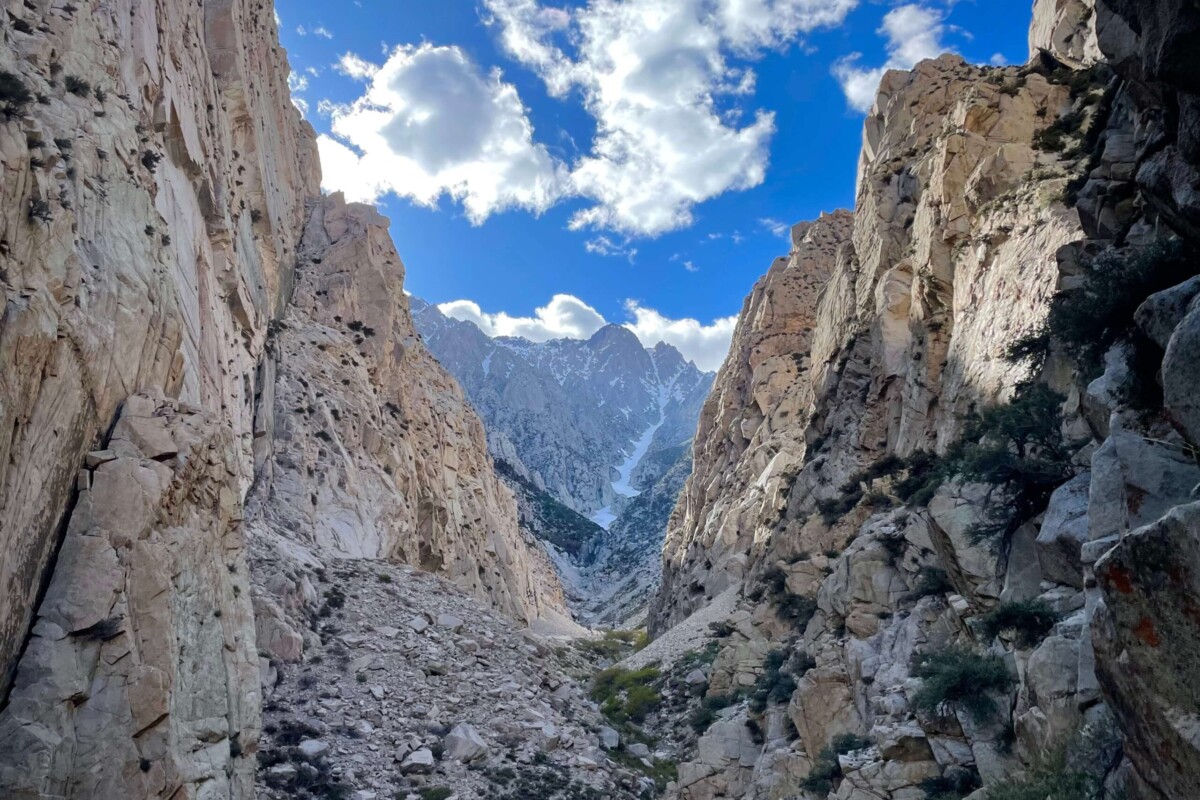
[[1030, 0, 1103, 64], [0, 396, 259, 799], [0, 0, 317, 693], [1036, 472, 1092, 588], [248, 193, 567, 627], [444, 723, 489, 762], [1093, 501, 1200, 800]]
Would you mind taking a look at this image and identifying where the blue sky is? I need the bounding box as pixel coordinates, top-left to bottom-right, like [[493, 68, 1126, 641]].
[[276, 0, 1032, 370]]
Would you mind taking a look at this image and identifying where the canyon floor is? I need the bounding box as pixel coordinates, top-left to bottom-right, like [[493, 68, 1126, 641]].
[[254, 558, 711, 800]]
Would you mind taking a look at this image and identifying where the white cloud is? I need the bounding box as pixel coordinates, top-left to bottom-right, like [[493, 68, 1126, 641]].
[[584, 235, 639, 261], [439, 294, 608, 341], [317, 43, 567, 222], [479, 0, 859, 237], [288, 72, 309, 94], [334, 52, 379, 81], [312, 25, 333, 39], [623, 300, 736, 371], [319, 0, 858, 238], [439, 293, 736, 371], [759, 216, 790, 238], [683, 260, 699, 272], [832, 4, 950, 112], [990, 52, 1009, 66]]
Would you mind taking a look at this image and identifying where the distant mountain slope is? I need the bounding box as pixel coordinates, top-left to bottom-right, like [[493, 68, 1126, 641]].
[[413, 298, 714, 623], [412, 298, 712, 517]]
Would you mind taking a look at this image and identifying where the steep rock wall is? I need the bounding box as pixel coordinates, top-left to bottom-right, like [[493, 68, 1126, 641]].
[[0, 0, 565, 795], [247, 193, 565, 626], [652, 2, 1200, 800], [654, 54, 1082, 634], [0, 0, 317, 694]]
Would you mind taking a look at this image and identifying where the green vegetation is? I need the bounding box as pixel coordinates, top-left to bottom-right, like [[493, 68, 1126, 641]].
[[889, 384, 1076, 547], [609, 748, 678, 792], [575, 629, 648, 661], [590, 666, 662, 724], [981, 766, 1090, 800], [751, 565, 819, 627], [912, 566, 954, 600], [979, 600, 1060, 648], [1011, 241, 1199, 379], [798, 733, 874, 796], [912, 647, 1013, 724], [919, 768, 982, 800], [494, 458, 603, 558], [749, 648, 813, 713], [64, 75, 91, 96], [690, 692, 738, 733], [0, 70, 33, 117]]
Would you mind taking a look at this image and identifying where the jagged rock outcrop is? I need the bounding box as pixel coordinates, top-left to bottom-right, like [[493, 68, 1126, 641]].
[[654, 52, 1082, 633], [0, 0, 566, 795], [650, 2, 1200, 799]]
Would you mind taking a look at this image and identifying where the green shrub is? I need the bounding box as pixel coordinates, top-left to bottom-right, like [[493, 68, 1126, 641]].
[[982, 769, 1090, 800], [912, 647, 1013, 724], [690, 693, 737, 732], [798, 733, 873, 796], [1011, 241, 1199, 377], [748, 649, 813, 713], [912, 567, 953, 599], [0, 70, 33, 117], [591, 666, 661, 724], [979, 600, 1060, 648], [919, 767, 982, 799], [947, 384, 1077, 545], [64, 75, 91, 96], [893, 450, 942, 506], [777, 593, 817, 627]]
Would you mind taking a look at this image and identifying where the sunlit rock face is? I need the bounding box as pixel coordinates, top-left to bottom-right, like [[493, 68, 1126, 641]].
[[0, 0, 565, 795], [653, 53, 1081, 635]]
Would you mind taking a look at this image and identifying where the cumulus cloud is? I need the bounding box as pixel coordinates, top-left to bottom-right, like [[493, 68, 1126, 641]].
[[623, 300, 737, 371], [439, 293, 736, 371], [316, 44, 567, 222], [485, 0, 857, 236], [439, 294, 608, 341], [317, 0, 857, 237], [334, 52, 379, 81], [832, 4, 950, 112]]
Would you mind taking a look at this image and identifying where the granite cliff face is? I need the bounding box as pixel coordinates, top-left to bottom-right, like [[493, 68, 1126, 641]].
[[647, 2, 1200, 799], [0, 1, 563, 796]]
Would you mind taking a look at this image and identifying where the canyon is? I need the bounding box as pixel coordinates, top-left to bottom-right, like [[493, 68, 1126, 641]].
[[1, 0, 1199, 799]]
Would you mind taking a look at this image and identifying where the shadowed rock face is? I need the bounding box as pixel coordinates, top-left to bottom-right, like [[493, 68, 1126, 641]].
[[648, 4, 1200, 800], [1093, 502, 1200, 800]]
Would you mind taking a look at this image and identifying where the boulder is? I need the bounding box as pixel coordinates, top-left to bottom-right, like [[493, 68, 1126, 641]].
[[1036, 473, 1091, 588], [444, 724, 489, 762]]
